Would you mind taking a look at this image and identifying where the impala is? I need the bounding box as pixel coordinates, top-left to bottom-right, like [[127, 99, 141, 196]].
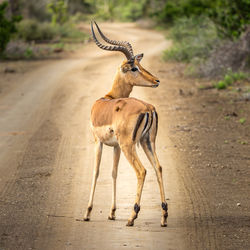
[[84, 22, 168, 227]]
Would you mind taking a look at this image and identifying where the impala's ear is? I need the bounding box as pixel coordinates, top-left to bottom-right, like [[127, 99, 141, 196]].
[[135, 53, 144, 62]]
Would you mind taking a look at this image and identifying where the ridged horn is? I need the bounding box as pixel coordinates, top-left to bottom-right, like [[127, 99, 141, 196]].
[[94, 21, 134, 57], [91, 21, 133, 61]]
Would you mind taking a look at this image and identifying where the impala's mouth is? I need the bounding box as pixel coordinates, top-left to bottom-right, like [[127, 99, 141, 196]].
[[152, 83, 159, 88]]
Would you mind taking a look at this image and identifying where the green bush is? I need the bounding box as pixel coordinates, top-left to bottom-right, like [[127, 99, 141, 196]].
[[164, 16, 218, 62], [156, 0, 250, 39], [119, 2, 145, 21], [0, 1, 21, 54], [214, 70, 249, 89], [47, 0, 68, 25], [16, 19, 55, 41], [208, 0, 250, 39], [16, 19, 87, 42]]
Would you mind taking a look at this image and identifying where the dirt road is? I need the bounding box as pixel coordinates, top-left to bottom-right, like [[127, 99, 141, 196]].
[[0, 23, 249, 250]]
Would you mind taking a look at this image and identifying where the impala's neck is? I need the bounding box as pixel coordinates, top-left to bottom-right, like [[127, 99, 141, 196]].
[[104, 70, 133, 99]]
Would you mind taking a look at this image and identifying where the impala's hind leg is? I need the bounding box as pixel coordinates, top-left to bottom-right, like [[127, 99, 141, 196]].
[[108, 146, 121, 220], [84, 140, 103, 221], [140, 128, 168, 226], [121, 144, 146, 226]]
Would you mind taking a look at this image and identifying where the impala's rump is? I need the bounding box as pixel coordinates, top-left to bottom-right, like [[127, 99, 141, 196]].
[[91, 97, 156, 145]]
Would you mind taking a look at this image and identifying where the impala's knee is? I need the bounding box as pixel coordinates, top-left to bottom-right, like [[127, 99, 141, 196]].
[[139, 169, 146, 180]]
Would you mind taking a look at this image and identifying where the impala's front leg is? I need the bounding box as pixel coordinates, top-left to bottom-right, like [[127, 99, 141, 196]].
[[84, 140, 103, 221], [121, 145, 146, 226], [108, 146, 121, 220]]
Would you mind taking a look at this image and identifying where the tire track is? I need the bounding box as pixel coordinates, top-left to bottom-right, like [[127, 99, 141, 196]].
[[0, 118, 62, 250], [177, 164, 219, 250]]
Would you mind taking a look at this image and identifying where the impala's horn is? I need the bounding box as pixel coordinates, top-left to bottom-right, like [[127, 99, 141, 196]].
[[91, 21, 134, 61], [94, 21, 134, 58]]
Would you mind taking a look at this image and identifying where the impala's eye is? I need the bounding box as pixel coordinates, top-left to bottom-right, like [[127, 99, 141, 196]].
[[131, 67, 138, 72]]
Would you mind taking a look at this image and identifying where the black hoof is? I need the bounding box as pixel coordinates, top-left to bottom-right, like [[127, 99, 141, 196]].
[[108, 216, 115, 220], [126, 220, 134, 227], [83, 217, 90, 221]]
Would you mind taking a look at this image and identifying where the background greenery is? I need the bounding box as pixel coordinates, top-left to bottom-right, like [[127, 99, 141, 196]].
[[0, 0, 249, 80]]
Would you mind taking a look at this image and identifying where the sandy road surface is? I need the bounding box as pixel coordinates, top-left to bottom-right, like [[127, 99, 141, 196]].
[[0, 23, 233, 250]]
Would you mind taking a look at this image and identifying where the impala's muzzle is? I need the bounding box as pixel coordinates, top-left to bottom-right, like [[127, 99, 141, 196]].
[[153, 80, 160, 88]]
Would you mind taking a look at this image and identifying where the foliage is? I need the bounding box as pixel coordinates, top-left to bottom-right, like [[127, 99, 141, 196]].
[[16, 19, 55, 42], [214, 70, 248, 89], [117, 1, 146, 21], [86, 0, 149, 21], [0, 1, 21, 54], [47, 0, 68, 25], [15, 19, 87, 42], [155, 0, 250, 39], [208, 0, 250, 39], [164, 17, 218, 62]]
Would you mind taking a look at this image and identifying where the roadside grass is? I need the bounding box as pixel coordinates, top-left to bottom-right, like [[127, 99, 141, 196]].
[[163, 16, 218, 63], [214, 71, 249, 89], [2, 40, 85, 60], [1, 19, 89, 60], [16, 19, 88, 43]]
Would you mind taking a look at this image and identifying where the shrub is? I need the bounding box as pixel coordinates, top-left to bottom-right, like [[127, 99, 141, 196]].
[[156, 0, 250, 39], [214, 70, 249, 89], [199, 27, 250, 77], [16, 19, 55, 42], [208, 0, 250, 39], [118, 2, 145, 21], [47, 0, 68, 25], [15, 19, 87, 43], [3, 40, 42, 59], [0, 1, 21, 54], [164, 16, 218, 62]]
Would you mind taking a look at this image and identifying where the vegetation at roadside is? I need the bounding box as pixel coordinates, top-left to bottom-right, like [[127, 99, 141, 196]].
[[156, 0, 250, 83], [0, 0, 89, 59], [15, 19, 86, 43], [1, 0, 249, 73], [0, 2, 21, 54], [163, 16, 218, 63], [214, 71, 249, 89]]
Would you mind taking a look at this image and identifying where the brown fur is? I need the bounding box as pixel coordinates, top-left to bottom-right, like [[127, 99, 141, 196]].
[[91, 97, 155, 127]]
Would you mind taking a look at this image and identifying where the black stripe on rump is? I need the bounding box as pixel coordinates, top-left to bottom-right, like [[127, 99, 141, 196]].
[[142, 111, 154, 138], [133, 113, 145, 141], [155, 111, 158, 135]]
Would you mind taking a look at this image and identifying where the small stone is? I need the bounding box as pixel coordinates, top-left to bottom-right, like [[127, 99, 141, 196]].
[[237, 203, 241, 207]]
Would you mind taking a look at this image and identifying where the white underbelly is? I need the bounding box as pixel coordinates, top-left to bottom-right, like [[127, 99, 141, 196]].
[[92, 124, 118, 147]]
